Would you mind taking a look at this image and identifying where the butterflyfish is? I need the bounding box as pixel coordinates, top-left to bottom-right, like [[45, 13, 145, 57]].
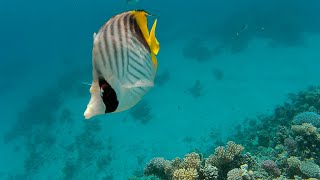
[[84, 10, 160, 119]]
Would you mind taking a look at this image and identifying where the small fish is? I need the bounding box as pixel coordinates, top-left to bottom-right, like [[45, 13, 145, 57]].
[[84, 10, 160, 119], [235, 24, 248, 37], [212, 68, 224, 81], [241, 24, 248, 31], [127, 0, 140, 4]]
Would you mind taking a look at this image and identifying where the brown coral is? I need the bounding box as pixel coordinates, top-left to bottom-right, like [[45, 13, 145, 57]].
[[141, 142, 247, 180], [227, 168, 243, 180], [291, 123, 320, 139], [144, 157, 172, 179], [173, 168, 198, 180], [182, 152, 201, 169], [206, 141, 244, 167], [199, 164, 218, 180], [287, 156, 301, 170]]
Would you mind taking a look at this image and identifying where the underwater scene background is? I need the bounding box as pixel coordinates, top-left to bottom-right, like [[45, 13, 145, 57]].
[[1, 0, 320, 179]]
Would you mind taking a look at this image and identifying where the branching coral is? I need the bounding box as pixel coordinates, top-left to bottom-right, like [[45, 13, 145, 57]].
[[142, 142, 249, 180], [287, 156, 302, 177], [199, 164, 218, 180], [226, 164, 254, 180], [182, 153, 201, 170], [206, 141, 244, 167], [144, 157, 173, 179], [130, 101, 153, 124], [173, 168, 198, 180], [170, 153, 202, 180], [226, 168, 243, 180], [291, 123, 320, 139], [289, 123, 320, 162], [287, 156, 301, 170]]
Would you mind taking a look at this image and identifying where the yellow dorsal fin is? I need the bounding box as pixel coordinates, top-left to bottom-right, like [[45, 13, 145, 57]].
[[149, 19, 160, 55], [130, 10, 150, 45], [130, 10, 160, 69]]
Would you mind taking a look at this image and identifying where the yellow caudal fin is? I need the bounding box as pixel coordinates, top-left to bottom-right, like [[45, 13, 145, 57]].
[[149, 19, 160, 55]]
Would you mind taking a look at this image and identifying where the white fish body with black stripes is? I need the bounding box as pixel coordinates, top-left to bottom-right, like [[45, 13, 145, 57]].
[[84, 10, 160, 119]]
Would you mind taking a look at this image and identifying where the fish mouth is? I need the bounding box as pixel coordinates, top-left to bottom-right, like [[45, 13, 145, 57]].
[[99, 78, 119, 113]]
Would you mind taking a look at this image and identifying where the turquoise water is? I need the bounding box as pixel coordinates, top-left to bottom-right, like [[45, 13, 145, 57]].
[[1, 0, 320, 179]]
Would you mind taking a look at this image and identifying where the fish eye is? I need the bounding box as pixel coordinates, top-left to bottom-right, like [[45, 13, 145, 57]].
[[100, 83, 107, 96]]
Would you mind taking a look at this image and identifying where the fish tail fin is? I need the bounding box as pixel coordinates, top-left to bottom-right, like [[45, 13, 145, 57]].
[[84, 81, 105, 119]]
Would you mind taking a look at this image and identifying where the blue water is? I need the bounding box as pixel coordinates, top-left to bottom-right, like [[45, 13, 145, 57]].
[[1, 0, 320, 179]]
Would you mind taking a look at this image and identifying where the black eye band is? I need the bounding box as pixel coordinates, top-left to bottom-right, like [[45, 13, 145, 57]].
[[98, 78, 119, 113]]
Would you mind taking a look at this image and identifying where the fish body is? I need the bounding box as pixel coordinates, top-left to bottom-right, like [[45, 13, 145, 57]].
[[84, 10, 159, 119]]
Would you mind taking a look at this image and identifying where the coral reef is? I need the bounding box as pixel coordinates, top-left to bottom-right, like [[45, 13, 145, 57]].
[[287, 156, 301, 176], [299, 159, 320, 178], [141, 142, 258, 180], [212, 68, 224, 81], [199, 164, 218, 180], [292, 112, 320, 128], [291, 123, 319, 137], [182, 38, 212, 62], [226, 168, 242, 180], [59, 107, 74, 124], [62, 120, 114, 180], [129, 101, 153, 124], [134, 86, 320, 180], [227, 86, 320, 179], [206, 141, 244, 167], [172, 168, 198, 180], [155, 69, 170, 86], [261, 160, 280, 177], [144, 157, 172, 179], [4, 89, 63, 143], [187, 80, 204, 98]]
